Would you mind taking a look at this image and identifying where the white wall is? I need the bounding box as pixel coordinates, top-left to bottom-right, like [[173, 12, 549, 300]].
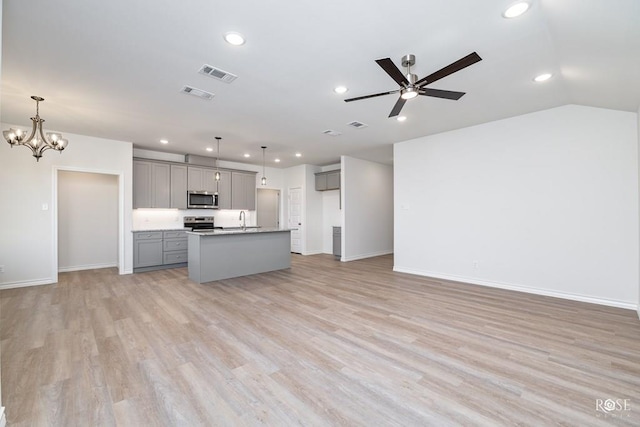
[[394, 105, 639, 309], [638, 103, 640, 318], [0, 126, 133, 288], [341, 156, 394, 261], [305, 165, 323, 254], [58, 171, 118, 271], [321, 164, 341, 254]]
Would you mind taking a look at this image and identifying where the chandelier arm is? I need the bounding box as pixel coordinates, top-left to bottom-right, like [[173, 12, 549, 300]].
[[18, 118, 39, 147], [37, 117, 55, 147]]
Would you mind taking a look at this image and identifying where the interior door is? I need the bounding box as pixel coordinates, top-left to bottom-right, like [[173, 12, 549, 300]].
[[288, 187, 302, 253], [257, 189, 280, 228]]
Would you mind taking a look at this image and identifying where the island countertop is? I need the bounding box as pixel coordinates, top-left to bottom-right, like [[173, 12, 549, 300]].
[[187, 227, 292, 236]]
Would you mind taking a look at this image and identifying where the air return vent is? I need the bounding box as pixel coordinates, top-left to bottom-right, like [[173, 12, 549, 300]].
[[180, 86, 214, 100], [198, 64, 238, 83], [322, 130, 342, 137], [347, 121, 368, 129]]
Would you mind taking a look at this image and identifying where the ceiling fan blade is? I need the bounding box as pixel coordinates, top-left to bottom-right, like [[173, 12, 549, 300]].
[[376, 58, 409, 87], [419, 88, 466, 100], [388, 97, 407, 118], [416, 52, 482, 87], [344, 90, 399, 102]]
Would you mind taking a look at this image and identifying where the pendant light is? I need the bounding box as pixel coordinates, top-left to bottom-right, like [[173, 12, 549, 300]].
[[261, 146, 267, 186], [215, 136, 221, 181]]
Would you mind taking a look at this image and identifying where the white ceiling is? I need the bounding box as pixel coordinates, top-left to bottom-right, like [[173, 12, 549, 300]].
[[2, 0, 639, 168]]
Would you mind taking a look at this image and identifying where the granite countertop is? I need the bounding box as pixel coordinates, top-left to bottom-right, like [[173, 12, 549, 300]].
[[187, 227, 291, 236], [132, 228, 190, 232]]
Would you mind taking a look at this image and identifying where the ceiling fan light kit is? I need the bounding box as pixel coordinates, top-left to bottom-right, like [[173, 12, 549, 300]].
[[344, 52, 482, 117]]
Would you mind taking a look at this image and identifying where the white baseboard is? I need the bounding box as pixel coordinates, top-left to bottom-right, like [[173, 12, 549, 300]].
[[342, 250, 393, 262], [393, 266, 638, 311], [0, 278, 54, 291], [302, 250, 324, 256], [0, 406, 6, 427], [58, 262, 117, 273]]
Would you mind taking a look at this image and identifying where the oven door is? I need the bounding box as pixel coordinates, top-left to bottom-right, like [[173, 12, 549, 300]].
[[187, 192, 218, 209]]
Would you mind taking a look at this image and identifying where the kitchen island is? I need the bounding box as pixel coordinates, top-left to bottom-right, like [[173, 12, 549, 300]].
[[187, 228, 291, 283]]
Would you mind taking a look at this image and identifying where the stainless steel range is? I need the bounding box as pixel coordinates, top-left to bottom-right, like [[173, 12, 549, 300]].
[[183, 216, 215, 231]]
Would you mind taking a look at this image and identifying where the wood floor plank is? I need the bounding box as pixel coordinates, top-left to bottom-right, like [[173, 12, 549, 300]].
[[2, 254, 639, 426]]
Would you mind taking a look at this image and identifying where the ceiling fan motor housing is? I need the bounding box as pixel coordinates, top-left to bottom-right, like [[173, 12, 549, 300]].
[[401, 54, 416, 68]]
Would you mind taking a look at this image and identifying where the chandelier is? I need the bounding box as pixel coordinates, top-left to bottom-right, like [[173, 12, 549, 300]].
[[3, 96, 68, 161]]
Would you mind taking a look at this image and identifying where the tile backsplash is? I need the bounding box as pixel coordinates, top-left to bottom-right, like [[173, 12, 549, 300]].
[[133, 209, 255, 230]]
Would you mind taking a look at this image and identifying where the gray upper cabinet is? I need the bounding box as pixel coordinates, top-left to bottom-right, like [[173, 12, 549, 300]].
[[188, 166, 217, 192], [315, 170, 340, 191], [170, 164, 187, 209], [133, 160, 171, 208], [231, 171, 257, 210], [217, 170, 232, 209]]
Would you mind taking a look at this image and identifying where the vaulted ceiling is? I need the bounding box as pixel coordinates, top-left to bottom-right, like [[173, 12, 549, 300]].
[[2, 0, 639, 167]]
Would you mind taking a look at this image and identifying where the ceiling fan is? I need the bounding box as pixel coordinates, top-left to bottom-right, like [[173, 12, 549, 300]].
[[344, 52, 482, 118]]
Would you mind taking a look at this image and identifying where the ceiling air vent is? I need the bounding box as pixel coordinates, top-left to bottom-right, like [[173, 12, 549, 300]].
[[347, 121, 368, 129], [198, 64, 238, 83], [322, 130, 342, 137], [180, 85, 214, 100]]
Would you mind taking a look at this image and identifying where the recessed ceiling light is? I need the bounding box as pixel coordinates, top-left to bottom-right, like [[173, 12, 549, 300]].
[[206, 147, 213, 152], [396, 116, 407, 122], [243, 153, 250, 158], [274, 158, 281, 163], [224, 32, 246, 46], [295, 153, 302, 158], [334, 86, 348, 94], [160, 139, 169, 144], [533, 73, 553, 82], [503, 2, 530, 18]]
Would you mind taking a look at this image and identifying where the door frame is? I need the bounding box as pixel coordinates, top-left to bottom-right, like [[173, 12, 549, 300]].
[[52, 166, 126, 283], [288, 186, 303, 254]]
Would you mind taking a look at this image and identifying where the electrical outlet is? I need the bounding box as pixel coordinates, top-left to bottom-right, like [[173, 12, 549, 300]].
[[0, 265, 5, 273], [473, 260, 479, 269]]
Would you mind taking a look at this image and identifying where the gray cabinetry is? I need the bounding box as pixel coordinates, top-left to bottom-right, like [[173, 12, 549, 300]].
[[231, 171, 257, 210], [133, 160, 171, 208], [170, 164, 188, 209], [188, 166, 217, 192], [134, 232, 163, 268], [333, 226, 341, 258], [163, 230, 187, 265], [134, 230, 188, 272], [315, 170, 340, 191], [217, 170, 232, 209]]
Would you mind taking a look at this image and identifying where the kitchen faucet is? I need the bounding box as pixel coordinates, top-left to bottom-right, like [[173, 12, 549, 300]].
[[239, 210, 246, 230]]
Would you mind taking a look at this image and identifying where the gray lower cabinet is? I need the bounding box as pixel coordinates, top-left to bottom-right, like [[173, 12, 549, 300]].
[[333, 226, 341, 257], [134, 230, 188, 272], [134, 232, 163, 268]]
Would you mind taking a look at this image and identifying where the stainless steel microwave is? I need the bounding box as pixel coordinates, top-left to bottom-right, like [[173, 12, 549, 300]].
[[187, 191, 218, 209]]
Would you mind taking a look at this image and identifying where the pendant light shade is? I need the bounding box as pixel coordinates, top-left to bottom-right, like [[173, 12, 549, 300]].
[[261, 146, 267, 186]]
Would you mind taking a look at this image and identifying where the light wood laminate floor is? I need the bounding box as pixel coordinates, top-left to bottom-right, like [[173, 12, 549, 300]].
[[1, 254, 639, 426]]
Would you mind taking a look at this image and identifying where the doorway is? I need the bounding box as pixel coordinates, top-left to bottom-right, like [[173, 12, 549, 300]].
[[58, 171, 119, 272], [257, 189, 280, 228], [288, 187, 303, 253]]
